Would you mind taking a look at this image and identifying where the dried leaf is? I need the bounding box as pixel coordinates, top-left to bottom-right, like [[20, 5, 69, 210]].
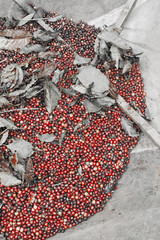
[[1, 64, 24, 89], [0, 37, 30, 51], [44, 79, 61, 113], [7, 139, 34, 158], [20, 44, 48, 54], [74, 122, 83, 132], [122, 60, 132, 74], [24, 158, 34, 184], [86, 82, 94, 96], [47, 15, 63, 22], [52, 69, 64, 84], [9, 152, 25, 178], [0, 29, 32, 38], [9, 75, 39, 97], [83, 99, 101, 113], [74, 119, 90, 132], [23, 86, 41, 98], [71, 84, 87, 94], [0, 157, 13, 175], [18, 13, 34, 26], [121, 117, 139, 137], [19, 55, 36, 68], [90, 53, 99, 67], [59, 131, 66, 146], [94, 38, 100, 54], [73, 53, 91, 65], [33, 29, 58, 42], [99, 39, 109, 60], [9, 89, 26, 97], [12, 65, 24, 88], [0, 130, 9, 145], [0, 97, 9, 107], [77, 66, 109, 94], [38, 62, 57, 78], [62, 87, 76, 96], [0, 171, 21, 186], [37, 133, 56, 142], [33, 7, 44, 19], [0, 117, 18, 129], [25, 74, 38, 91], [96, 96, 115, 106], [78, 165, 82, 176], [110, 45, 122, 69], [145, 106, 151, 121], [98, 28, 130, 49], [38, 51, 58, 59]]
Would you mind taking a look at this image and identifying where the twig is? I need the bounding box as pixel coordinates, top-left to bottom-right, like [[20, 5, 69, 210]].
[[0, 128, 8, 136], [0, 107, 39, 114]]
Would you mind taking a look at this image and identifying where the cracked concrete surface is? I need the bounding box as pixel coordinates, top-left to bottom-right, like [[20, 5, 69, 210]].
[[0, 0, 160, 239]]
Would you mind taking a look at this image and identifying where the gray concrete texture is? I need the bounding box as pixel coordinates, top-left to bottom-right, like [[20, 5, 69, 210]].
[[0, 0, 127, 22], [0, 0, 160, 240]]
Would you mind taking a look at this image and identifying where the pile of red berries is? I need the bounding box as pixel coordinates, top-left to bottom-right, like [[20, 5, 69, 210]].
[[0, 6, 146, 240]]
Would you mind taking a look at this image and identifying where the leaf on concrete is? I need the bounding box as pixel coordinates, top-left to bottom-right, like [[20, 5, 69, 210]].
[[0, 29, 32, 38], [44, 79, 61, 113], [7, 139, 34, 158], [20, 44, 48, 54], [18, 13, 34, 26], [37, 133, 56, 142], [0, 130, 9, 145], [0, 117, 18, 129], [77, 66, 109, 94], [122, 60, 132, 74], [0, 171, 21, 186], [110, 45, 122, 69], [73, 53, 91, 65], [83, 99, 101, 113], [97, 28, 130, 49], [121, 117, 139, 137], [52, 69, 64, 84], [0, 37, 30, 50]]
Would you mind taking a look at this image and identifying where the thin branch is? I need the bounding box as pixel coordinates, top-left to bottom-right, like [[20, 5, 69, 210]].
[[0, 107, 39, 114]]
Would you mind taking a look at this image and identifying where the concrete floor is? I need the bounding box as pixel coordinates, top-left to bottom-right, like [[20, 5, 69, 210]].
[[1, 0, 160, 239], [0, 0, 127, 22]]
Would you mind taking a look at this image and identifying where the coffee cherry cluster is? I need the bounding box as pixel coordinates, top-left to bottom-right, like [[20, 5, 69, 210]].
[[0, 6, 146, 240]]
